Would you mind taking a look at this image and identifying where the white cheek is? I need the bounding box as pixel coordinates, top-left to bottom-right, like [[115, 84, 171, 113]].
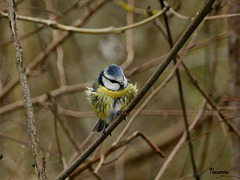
[[102, 77, 120, 91], [123, 77, 128, 88]]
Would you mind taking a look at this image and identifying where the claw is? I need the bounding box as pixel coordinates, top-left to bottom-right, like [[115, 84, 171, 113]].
[[101, 123, 111, 137], [117, 110, 127, 121], [117, 109, 122, 116], [101, 129, 107, 137]]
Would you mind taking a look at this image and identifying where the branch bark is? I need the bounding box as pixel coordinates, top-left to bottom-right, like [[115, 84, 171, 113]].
[[7, 0, 46, 179], [55, 0, 215, 179]]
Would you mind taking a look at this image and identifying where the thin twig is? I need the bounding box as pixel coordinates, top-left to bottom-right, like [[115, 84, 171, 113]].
[[59, 108, 217, 118], [47, 95, 65, 168], [121, 0, 135, 70], [0, 7, 167, 34], [0, 0, 89, 48], [44, 0, 66, 169], [56, 47, 66, 86], [165, 1, 240, 21], [182, 63, 240, 138], [0, 30, 228, 116], [198, 117, 213, 171], [45, 98, 82, 154], [113, 32, 196, 145], [154, 101, 206, 180], [67, 133, 95, 167], [114, 0, 207, 146], [88, 166, 103, 180], [94, 155, 105, 174], [113, 0, 150, 15], [70, 131, 165, 178], [7, 0, 46, 179], [45, 0, 65, 87], [137, 132, 166, 157], [0, 81, 93, 115], [188, 114, 240, 144], [45, 137, 55, 162], [0, 132, 59, 156], [159, 1, 198, 179], [103, 147, 128, 165], [146, 6, 168, 40], [0, 0, 107, 100], [55, 1, 215, 178], [179, 119, 229, 180]]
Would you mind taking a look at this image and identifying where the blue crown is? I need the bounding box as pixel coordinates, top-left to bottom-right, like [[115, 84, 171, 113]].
[[106, 64, 123, 77]]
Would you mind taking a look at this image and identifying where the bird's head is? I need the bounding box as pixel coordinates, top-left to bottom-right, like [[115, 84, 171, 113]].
[[98, 64, 128, 91]]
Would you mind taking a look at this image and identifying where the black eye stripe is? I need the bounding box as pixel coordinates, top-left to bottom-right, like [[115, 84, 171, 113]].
[[103, 74, 120, 84]]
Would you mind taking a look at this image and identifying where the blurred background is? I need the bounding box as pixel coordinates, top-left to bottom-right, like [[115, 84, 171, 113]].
[[0, 0, 239, 179]]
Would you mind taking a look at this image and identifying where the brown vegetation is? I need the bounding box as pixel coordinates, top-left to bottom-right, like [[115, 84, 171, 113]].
[[0, 0, 240, 179]]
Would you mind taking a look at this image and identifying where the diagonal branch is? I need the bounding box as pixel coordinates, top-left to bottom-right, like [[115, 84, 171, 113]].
[[55, 0, 215, 179], [70, 131, 165, 178], [182, 63, 240, 138]]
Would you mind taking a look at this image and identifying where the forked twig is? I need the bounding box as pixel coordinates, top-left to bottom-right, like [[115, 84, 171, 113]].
[[94, 155, 105, 174], [0, 0, 107, 100], [45, 97, 82, 154], [47, 95, 65, 168], [70, 130, 165, 178]]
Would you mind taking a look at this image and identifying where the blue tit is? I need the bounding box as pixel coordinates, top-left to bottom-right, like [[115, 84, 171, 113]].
[[86, 64, 138, 136]]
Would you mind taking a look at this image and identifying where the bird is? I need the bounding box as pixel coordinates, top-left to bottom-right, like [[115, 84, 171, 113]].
[[86, 64, 138, 136]]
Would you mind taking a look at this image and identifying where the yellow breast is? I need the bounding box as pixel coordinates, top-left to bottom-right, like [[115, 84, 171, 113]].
[[86, 83, 138, 121], [96, 84, 137, 98]]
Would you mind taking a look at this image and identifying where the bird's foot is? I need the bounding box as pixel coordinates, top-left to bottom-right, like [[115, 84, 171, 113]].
[[101, 123, 111, 137], [117, 110, 127, 121]]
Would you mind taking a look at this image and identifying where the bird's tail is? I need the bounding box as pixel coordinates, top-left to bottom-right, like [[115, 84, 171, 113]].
[[92, 119, 108, 132]]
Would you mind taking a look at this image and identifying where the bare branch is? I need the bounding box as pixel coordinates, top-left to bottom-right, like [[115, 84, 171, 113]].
[[159, 0, 198, 179], [0, 7, 167, 34], [0, 132, 59, 156], [55, 0, 215, 178], [7, 0, 46, 179], [182, 63, 240, 138], [70, 131, 165, 178], [94, 155, 105, 174], [154, 101, 206, 180], [0, 0, 107, 100], [0, 81, 92, 115], [46, 97, 82, 153], [165, 1, 240, 21], [121, 0, 134, 70]]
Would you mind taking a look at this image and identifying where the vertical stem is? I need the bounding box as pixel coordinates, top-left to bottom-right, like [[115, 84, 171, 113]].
[[227, 0, 240, 178], [121, 0, 134, 70], [159, 1, 199, 179], [7, 0, 47, 179]]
